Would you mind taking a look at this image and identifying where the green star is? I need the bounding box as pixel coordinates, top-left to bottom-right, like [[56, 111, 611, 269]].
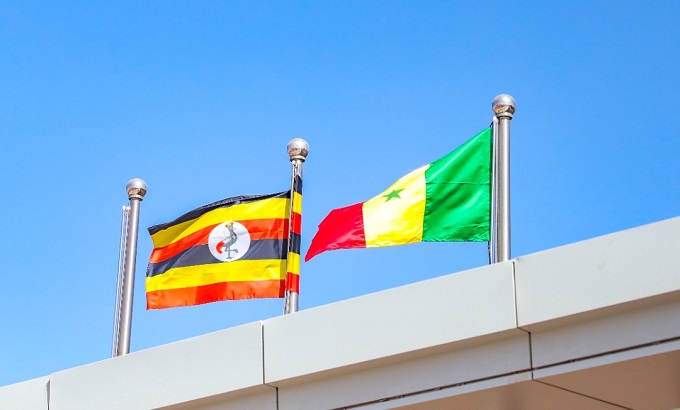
[[383, 189, 403, 202]]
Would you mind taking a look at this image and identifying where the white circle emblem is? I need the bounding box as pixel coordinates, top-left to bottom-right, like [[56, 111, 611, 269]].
[[208, 221, 251, 262]]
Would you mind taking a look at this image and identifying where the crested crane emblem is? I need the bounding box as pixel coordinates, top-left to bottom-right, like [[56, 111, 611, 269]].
[[208, 221, 251, 262]]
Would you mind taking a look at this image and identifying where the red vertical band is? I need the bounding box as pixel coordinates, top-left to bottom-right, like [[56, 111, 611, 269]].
[[285, 272, 300, 292], [305, 202, 366, 261], [291, 211, 301, 234]]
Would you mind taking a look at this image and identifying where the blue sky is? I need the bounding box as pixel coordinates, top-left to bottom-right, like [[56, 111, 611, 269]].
[[1, 1, 678, 386]]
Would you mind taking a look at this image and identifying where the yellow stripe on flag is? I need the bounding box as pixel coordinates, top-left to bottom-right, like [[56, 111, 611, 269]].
[[292, 192, 302, 214], [145, 259, 287, 292], [151, 197, 289, 248], [286, 252, 300, 275], [363, 165, 428, 247]]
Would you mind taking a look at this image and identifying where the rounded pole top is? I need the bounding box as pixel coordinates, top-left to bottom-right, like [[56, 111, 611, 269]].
[[126, 178, 147, 200], [492, 94, 516, 119], [287, 138, 310, 162]]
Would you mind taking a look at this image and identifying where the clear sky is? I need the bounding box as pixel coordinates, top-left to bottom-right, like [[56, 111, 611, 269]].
[[1, 1, 678, 387]]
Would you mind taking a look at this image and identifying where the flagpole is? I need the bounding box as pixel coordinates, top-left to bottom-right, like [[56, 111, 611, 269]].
[[114, 178, 147, 356], [489, 117, 499, 264], [111, 205, 129, 357], [284, 139, 309, 314], [491, 94, 515, 263]]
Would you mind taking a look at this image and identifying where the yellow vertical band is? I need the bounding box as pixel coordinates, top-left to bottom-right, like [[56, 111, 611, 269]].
[[286, 252, 300, 275], [363, 165, 428, 247], [292, 192, 302, 214]]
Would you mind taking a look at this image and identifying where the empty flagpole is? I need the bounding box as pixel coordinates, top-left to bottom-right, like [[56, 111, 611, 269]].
[[111, 205, 129, 357], [489, 117, 499, 264], [114, 178, 147, 356], [491, 94, 516, 263], [284, 139, 309, 314]]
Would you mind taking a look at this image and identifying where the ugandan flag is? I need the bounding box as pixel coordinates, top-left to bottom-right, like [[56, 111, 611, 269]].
[[146, 191, 290, 309], [305, 127, 492, 261]]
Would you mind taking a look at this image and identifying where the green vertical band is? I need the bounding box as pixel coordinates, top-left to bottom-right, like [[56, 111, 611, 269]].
[[422, 127, 492, 242]]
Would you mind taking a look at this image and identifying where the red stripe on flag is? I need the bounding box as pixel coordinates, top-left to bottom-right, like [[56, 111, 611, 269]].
[[291, 212, 301, 234], [150, 218, 288, 263], [146, 280, 286, 309], [285, 272, 300, 293], [305, 202, 366, 261]]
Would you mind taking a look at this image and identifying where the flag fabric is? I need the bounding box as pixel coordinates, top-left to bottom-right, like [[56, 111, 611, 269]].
[[305, 127, 492, 261], [146, 191, 290, 309], [284, 175, 302, 294]]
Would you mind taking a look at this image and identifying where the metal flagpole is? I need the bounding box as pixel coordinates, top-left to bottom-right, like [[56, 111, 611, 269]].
[[489, 117, 499, 265], [491, 94, 516, 263], [112, 205, 130, 357], [283, 139, 309, 314], [114, 178, 147, 356]]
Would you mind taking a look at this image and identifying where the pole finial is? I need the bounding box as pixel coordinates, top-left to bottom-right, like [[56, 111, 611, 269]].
[[287, 138, 310, 162], [492, 94, 516, 119], [126, 178, 147, 200]]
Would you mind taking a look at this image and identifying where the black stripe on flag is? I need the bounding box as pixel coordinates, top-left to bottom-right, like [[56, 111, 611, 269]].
[[147, 239, 287, 278]]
